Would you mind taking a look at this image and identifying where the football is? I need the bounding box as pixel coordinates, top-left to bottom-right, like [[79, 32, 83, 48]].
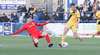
[[62, 42, 69, 48]]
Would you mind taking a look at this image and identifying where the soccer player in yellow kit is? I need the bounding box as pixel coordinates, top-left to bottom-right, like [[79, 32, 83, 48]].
[[59, 3, 83, 47], [92, 11, 100, 38]]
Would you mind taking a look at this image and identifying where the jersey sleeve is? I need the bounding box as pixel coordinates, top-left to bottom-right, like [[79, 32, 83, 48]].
[[12, 25, 26, 35], [33, 21, 48, 26], [38, 23, 48, 26]]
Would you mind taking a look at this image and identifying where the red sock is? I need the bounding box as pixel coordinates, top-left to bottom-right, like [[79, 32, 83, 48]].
[[45, 35, 51, 44], [32, 38, 38, 47], [34, 43, 36, 46]]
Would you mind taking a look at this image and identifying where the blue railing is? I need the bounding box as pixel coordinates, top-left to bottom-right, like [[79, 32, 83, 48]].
[[12, 11, 96, 23]]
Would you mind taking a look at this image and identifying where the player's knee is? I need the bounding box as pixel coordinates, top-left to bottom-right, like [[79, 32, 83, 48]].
[[64, 28, 69, 35], [34, 38, 39, 44], [63, 30, 68, 35]]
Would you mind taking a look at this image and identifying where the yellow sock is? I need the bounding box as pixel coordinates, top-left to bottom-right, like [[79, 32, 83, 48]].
[[61, 35, 66, 43]]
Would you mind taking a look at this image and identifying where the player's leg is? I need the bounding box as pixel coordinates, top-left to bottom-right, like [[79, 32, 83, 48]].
[[72, 25, 83, 42], [31, 35, 39, 47], [41, 32, 53, 47], [92, 25, 100, 38], [73, 32, 83, 42], [59, 26, 69, 48], [92, 31, 100, 38], [73, 32, 78, 39], [92, 32, 97, 38], [61, 26, 69, 43], [33, 38, 39, 47]]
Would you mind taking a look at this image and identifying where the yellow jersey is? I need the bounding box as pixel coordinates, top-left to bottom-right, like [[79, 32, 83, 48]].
[[96, 11, 100, 25], [67, 9, 80, 25]]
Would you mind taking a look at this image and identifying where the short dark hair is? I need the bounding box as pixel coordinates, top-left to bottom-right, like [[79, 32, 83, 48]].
[[71, 3, 75, 6]]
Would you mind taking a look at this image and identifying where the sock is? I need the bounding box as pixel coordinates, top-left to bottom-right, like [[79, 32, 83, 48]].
[[32, 38, 38, 47], [45, 35, 51, 44], [34, 42, 38, 47], [61, 35, 66, 43]]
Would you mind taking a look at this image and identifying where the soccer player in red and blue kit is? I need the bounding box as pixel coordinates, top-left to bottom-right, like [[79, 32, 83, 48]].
[[9, 17, 53, 47]]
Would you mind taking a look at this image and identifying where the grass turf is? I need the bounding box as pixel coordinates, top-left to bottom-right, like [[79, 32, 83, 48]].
[[0, 36, 100, 55]]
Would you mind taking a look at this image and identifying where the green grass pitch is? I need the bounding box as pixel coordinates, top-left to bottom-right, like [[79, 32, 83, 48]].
[[0, 35, 100, 55]]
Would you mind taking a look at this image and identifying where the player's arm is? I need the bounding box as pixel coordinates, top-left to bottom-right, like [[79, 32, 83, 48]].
[[38, 20, 51, 26], [76, 18, 80, 28], [64, 11, 70, 16], [9, 25, 26, 35], [66, 11, 70, 14], [77, 18, 80, 24], [76, 10, 81, 28]]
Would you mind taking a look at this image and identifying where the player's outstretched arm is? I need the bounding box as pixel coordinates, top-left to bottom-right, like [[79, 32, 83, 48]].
[[38, 20, 51, 26], [9, 25, 26, 35]]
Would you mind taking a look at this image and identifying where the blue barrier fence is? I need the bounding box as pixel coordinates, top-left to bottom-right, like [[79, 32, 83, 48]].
[[12, 11, 96, 23], [12, 23, 29, 36]]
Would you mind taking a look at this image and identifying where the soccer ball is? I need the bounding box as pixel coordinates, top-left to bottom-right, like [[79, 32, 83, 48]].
[[61, 42, 69, 48]]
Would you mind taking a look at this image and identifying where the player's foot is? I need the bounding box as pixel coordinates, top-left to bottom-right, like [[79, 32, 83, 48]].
[[79, 37, 83, 42], [35, 45, 38, 47], [59, 43, 62, 48], [34, 43, 38, 47], [48, 43, 53, 47], [92, 35, 95, 38]]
